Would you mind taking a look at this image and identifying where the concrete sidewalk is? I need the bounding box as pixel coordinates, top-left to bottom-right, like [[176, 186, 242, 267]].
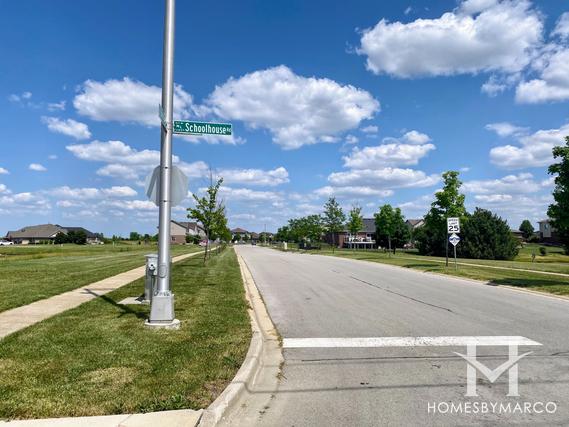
[[0, 251, 201, 340], [1, 409, 203, 427]]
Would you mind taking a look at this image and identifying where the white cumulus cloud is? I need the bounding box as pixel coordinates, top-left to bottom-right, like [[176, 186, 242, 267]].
[[485, 122, 528, 137], [358, 0, 542, 78], [73, 77, 195, 126], [343, 142, 435, 169], [42, 116, 91, 140], [29, 163, 47, 172], [490, 122, 569, 168], [205, 66, 379, 149], [218, 167, 289, 187]]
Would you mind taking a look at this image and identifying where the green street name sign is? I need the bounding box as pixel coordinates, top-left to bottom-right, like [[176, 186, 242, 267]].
[[173, 120, 232, 136]]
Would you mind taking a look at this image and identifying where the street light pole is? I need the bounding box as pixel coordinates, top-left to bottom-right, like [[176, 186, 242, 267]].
[[146, 0, 179, 329]]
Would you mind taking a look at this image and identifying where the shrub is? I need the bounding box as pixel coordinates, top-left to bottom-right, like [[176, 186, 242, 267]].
[[459, 208, 519, 260], [539, 246, 547, 256]]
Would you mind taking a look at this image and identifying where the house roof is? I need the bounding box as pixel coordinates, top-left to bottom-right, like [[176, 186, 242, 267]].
[[538, 219, 550, 224], [406, 219, 423, 226], [340, 218, 376, 233], [231, 227, 248, 233], [7, 224, 65, 239], [6, 224, 98, 240], [62, 226, 97, 238]]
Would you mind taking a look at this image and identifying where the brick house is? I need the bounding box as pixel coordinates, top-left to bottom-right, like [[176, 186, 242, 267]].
[[325, 218, 377, 249]]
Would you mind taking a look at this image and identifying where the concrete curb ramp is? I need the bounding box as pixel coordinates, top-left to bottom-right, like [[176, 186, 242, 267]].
[[0, 251, 201, 340], [198, 253, 283, 426]]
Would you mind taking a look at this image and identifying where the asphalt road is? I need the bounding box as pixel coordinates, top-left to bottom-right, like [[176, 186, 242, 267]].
[[230, 246, 569, 426]]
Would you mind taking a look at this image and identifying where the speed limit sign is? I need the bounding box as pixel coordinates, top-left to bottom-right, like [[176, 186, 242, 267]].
[[447, 217, 460, 234]]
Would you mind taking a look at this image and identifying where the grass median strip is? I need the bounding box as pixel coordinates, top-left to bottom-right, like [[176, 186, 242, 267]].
[[0, 248, 251, 420], [0, 243, 200, 313]]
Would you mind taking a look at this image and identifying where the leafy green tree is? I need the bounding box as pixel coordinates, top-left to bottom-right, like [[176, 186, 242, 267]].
[[129, 231, 141, 241], [459, 208, 518, 260], [547, 136, 569, 253], [346, 205, 363, 249], [375, 204, 395, 252], [275, 226, 290, 242], [391, 208, 410, 252], [54, 232, 68, 244], [187, 177, 226, 263], [519, 220, 535, 240], [416, 171, 467, 256], [322, 197, 346, 252]]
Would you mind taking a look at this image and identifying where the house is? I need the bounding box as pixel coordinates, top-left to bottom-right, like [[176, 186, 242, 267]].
[[5, 224, 101, 244], [406, 219, 425, 230], [170, 220, 206, 244], [325, 218, 377, 249], [538, 219, 558, 242], [231, 227, 249, 240]]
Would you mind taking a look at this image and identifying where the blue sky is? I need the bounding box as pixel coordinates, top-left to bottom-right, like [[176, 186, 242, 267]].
[[1, 0, 568, 236]]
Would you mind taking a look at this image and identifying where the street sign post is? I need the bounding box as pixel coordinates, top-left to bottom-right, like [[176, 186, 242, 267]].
[[447, 217, 460, 234], [173, 120, 232, 136], [446, 217, 460, 268], [449, 233, 460, 270], [146, 0, 179, 329], [449, 233, 460, 246], [158, 104, 167, 130], [145, 165, 188, 207]]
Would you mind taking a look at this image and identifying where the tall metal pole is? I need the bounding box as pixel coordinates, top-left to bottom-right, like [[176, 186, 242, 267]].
[[147, 0, 179, 329]]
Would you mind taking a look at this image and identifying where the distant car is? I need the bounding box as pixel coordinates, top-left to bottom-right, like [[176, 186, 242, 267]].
[[199, 240, 208, 247], [0, 240, 14, 246], [251, 241, 257, 246]]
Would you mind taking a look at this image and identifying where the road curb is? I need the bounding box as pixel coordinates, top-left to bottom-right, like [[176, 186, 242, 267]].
[[198, 251, 283, 426]]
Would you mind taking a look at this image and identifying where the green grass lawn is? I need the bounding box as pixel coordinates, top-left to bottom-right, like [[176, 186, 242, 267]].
[[280, 246, 569, 297], [0, 243, 200, 313], [0, 248, 251, 420]]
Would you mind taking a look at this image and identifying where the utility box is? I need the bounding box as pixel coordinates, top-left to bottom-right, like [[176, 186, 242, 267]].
[[144, 253, 158, 303], [283, 242, 288, 251]]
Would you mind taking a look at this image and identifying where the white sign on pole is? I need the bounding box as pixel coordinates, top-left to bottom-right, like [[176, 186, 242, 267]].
[[449, 233, 460, 246], [447, 217, 460, 234], [145, 165, 188, 207]]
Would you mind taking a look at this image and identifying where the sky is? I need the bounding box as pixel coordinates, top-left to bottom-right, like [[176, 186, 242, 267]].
[[1, 0, 568, 236]]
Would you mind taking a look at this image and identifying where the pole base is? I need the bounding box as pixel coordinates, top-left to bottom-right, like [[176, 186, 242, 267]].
[[144, 318, 180, 329]]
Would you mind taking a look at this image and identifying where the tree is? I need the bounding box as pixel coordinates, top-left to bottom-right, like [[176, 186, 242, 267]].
[[346, 205, 363, 250], [187, 177, 226, 263], [322, 197, 346, 252], [275, 226, 290, 242], [460, 208, 519, 260], [547, 136, 569, 253], [54, 232, 68, 244], [416, 171, 467, 256], [391, 208, 410, 252], [375, 204, 395, 253], [519, 220, 535, 240], [374, 205, 409, 254], [129, 231, 141, 241]]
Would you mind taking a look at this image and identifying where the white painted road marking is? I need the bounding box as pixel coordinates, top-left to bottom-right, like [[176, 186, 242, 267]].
[[282, 336, 542, 348]]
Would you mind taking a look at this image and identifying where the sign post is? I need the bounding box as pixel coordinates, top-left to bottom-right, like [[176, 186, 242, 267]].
[[146, 0, 179, 329], [447, 217, 461, 271]]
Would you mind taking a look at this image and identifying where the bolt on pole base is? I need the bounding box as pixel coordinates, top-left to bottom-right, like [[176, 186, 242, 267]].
[[145, 293, 180, 329]]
